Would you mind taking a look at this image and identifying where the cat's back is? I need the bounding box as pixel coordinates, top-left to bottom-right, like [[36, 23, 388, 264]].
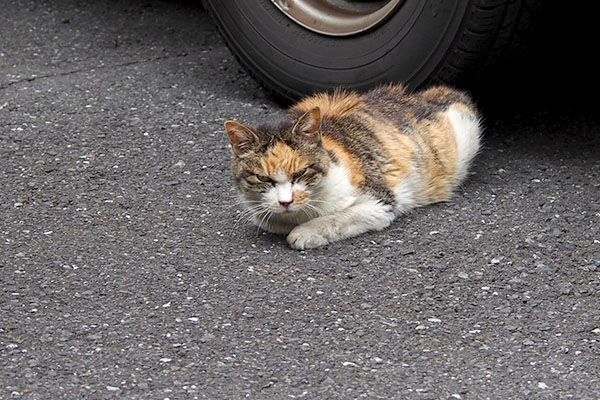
[[289, 84, 477, 135], [360, 84, 476, 123]]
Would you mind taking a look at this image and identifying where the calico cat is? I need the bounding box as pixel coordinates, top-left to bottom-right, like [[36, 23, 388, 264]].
[[225, 84, 482, 250]]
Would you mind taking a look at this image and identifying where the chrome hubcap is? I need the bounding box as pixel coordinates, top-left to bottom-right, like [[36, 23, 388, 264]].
[[271, 0, 403, 36]]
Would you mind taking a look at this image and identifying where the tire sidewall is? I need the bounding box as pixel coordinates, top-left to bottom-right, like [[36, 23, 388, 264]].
[[208, 0, 470, 98]]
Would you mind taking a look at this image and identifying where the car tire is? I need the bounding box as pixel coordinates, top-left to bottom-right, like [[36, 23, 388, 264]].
[[204, 0, 540, 102]]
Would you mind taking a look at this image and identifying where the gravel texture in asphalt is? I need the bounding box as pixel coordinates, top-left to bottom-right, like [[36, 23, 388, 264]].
[[1, 1, 599, 399]]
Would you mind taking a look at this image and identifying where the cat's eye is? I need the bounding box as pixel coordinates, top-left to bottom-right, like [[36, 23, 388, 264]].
[[255, 174, 274, 184]]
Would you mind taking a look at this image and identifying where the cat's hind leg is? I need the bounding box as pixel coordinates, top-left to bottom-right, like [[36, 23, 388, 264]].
[[287, 196, 395, 250]]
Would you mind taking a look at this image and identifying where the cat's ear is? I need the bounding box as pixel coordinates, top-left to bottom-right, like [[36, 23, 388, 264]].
[[225, 121, 259, 157], [293, 107, 321, 144]]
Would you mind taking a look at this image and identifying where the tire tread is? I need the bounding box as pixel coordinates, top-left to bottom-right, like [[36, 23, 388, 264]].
[[432, 0, 541, 88]]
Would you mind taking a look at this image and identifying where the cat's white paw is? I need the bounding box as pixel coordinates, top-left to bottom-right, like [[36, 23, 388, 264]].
[[287, 225, 329, 250]]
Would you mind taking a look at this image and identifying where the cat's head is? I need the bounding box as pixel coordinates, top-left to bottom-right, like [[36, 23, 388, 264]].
[[225, 108, 330, 216]]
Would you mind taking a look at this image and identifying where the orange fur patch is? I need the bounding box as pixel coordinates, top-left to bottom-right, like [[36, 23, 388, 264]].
[[321, 137, 365, 186], [416, 113, 458, 202], [290, 89, 361, 119], [356, 111, 416, 188], [260, 142, 308, 178], [292, 188, 307, 205], [385, 83, 406, 96]]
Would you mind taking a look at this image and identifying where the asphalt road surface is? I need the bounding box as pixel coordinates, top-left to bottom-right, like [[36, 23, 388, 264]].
[[1, 1, 599, 399]]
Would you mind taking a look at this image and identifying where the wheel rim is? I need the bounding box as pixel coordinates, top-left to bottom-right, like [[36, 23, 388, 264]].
[[270, 0, 404, 36]]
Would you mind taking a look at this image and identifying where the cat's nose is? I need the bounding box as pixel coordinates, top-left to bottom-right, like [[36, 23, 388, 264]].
[[279, 200, 293, 208]]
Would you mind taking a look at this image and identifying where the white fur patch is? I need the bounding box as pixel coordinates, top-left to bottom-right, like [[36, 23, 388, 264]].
[[262, 186, 279, 210], [311, 162, 356, 214], [447, 105, 482, 184], [392, 169, 422, 215]]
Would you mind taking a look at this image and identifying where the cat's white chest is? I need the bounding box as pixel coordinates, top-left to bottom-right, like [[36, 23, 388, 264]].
[[313, 162, 356, 213]]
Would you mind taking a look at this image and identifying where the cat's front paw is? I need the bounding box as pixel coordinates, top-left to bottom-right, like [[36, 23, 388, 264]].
[[287, 225, 329, 250]]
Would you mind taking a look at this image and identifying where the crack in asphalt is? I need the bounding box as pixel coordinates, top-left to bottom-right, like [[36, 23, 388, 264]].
[[0, 53, 188, 90]]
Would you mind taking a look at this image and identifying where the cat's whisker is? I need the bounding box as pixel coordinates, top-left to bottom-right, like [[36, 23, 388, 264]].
[[234, 204, 268, 230], [307, 198, 331, 206], [302, 203, 321, 219], [254, 208, 274, 237], [306, 199, 331, 215], [239, 199, 264, 204], [233, 213, 250, 230], [244, 208, 267, 226], [233, 204, 255, 220]]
